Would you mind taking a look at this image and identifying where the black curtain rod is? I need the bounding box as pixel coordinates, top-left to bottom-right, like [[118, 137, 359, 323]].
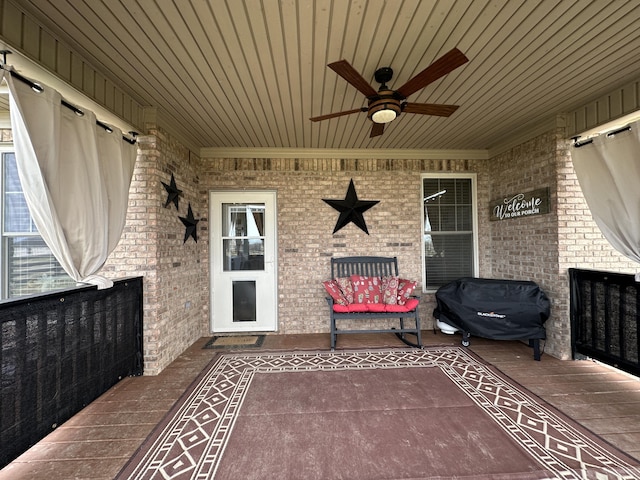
[[607, 125, 631, 137], [574, 124, 633, 148], [573, 139, 593, 148], [2, 65, 137, 145]]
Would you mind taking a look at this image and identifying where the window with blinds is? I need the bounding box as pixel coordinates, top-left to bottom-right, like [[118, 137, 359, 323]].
[[422, 175, 477, 291], [2, 151, 74, 299]]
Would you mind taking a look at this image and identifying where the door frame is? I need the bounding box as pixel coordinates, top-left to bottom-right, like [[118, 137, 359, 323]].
[[209, 190, 278, 333]]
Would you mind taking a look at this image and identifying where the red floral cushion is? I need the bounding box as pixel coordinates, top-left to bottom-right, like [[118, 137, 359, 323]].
[[335, 277, 354, 304], [350, 275, 382, 304], [397, 279, 417, 305], [322, 280, 348, 305], [384, 298, 419, 312], [381, 275, 399, 305]]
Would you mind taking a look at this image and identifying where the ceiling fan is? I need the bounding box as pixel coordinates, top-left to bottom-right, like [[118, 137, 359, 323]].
[[310, 48, 469, 138]]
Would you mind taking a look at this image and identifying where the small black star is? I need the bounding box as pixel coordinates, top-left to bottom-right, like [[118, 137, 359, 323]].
[[179, 203, 199, 243], [323, 179, 379, 235], [162, 173, 182, 210]]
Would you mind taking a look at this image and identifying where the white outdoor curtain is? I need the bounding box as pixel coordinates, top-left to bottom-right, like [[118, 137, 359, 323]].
[[2, 68, 136, 288], [571, 119, 640, 278]]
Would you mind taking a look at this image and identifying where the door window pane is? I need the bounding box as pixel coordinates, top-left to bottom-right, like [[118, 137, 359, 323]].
[[223, 239, 265, 270], [222, 203, 265, 271]]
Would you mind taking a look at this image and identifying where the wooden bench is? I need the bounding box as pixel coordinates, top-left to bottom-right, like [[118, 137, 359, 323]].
[[325, 256, 422, 350]]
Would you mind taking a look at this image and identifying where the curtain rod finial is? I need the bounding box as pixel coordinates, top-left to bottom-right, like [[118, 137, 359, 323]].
[[0, 50, 12, 65]]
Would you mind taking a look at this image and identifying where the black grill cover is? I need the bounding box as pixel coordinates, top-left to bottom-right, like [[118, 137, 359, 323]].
[[434, 277, 550, 340]]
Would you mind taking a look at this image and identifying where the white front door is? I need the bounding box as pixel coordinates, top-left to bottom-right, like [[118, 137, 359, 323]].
[[210, 191, 277, 332]]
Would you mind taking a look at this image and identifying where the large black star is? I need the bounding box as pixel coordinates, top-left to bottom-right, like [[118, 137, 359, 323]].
[[162, 173, 183, 210], [323, 179, 379, 235], [179, 203, 199, 243]]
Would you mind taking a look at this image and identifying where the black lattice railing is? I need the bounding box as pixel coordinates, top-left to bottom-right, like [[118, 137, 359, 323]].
[[570, 268, 640, 376], [0, 277, 143, 468]]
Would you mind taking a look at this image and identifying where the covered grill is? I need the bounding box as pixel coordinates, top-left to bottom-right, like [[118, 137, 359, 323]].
[[433, 277, 550, 360]]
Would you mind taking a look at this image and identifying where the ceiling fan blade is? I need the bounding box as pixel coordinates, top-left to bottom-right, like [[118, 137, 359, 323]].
[[370, 123, 384, 138], [403, 103, 459, 117], [396, 48, 469, 98], [328, 60, 378, 97], [310, 108, 364, 122]]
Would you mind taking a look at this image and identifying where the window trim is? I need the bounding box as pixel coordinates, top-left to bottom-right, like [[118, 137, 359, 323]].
[[421, 173, 479, 293]]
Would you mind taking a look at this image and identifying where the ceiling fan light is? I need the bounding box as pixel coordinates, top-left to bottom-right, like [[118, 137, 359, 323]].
[[371, 108, 397, 124], [368, 96, 402, 124]]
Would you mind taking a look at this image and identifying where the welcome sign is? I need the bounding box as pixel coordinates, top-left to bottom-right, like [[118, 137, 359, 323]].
[[490, 187, 550, 221]]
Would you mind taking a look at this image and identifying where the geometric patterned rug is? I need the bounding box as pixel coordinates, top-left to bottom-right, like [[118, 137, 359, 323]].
[[116, 347, 640, 480]]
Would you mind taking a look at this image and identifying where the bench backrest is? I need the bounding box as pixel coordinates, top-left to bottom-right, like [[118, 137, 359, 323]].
[[331, 256, 399, 279]]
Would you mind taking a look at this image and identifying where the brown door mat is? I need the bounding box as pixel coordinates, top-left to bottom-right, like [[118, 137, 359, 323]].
[[203, 335, 265, 349]]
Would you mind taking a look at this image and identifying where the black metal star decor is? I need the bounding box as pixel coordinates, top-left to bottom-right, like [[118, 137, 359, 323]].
[[162, 173, 183, 210], [179, 203, 199, 243], [323, 179, 379, 235]]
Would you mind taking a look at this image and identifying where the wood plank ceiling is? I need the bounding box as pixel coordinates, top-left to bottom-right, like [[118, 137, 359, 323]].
[[6, 0, 640, 151]]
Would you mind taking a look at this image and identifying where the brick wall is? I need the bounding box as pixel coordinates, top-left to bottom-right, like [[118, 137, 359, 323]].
[[488, 122, 637, 359], [200, 158, 489, 337], [103, 127, 209, 375], [488, 129, 563, 356]]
